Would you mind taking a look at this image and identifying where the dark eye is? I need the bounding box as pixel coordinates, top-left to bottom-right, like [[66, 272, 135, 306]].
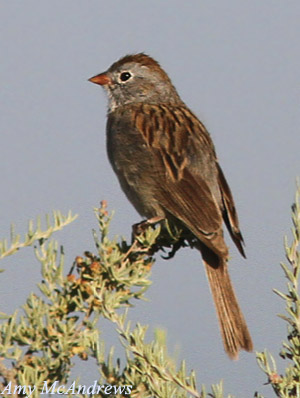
[[120, 72, 132, 82]]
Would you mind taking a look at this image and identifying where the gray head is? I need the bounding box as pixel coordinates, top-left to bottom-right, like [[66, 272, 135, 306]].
[[89, 53, 182, 111]]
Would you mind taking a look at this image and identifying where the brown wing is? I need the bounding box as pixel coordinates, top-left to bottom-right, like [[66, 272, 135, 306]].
[[217, 164, 246, 257], [132, 103, 229, 258]]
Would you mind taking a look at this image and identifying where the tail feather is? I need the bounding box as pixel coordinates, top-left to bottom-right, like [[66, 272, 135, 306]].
[[199, 245, 253, 359]]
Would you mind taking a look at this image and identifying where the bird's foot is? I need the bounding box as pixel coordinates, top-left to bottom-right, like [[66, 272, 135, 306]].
[[132, 216, 164, 238]]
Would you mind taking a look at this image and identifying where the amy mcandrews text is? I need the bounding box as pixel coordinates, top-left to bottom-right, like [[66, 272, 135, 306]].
[[1, 380, 133, 396]]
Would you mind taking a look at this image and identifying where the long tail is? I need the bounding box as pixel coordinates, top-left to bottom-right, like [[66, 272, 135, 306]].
[[199, 245, 253, 359]]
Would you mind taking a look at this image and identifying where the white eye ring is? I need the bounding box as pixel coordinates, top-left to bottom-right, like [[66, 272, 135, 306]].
[[120, 71, 132, 82]]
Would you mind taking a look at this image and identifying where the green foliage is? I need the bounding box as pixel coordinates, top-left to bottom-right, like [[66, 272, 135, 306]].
[[0, 210, 77, 261], [1, 183, 300, 397], [256, 184, 300, 397], [0, 202, 224, 398]]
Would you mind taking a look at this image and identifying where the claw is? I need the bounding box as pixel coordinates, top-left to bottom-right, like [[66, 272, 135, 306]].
[[132, 216, 164, 241], [161, 238, 187, 259]]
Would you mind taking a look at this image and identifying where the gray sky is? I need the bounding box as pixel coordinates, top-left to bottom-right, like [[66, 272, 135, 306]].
[[1, 1, 300, 396]]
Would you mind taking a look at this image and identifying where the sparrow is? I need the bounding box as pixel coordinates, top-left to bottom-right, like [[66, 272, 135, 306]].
[[89, 53, 253, 359]]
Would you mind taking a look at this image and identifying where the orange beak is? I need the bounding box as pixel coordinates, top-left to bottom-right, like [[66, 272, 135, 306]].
[[88, 73, 112, 86]]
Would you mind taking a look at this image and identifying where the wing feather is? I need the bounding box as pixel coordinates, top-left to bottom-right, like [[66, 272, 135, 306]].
[[132, 104, 231, 257], [217, 164, 246, 257]]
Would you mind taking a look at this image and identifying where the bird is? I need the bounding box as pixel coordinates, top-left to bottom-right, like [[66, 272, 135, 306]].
[[89, 53, 253, 359]]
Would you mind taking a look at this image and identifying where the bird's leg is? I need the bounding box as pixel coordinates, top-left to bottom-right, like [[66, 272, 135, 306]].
[[132, 216, 164, 238]]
